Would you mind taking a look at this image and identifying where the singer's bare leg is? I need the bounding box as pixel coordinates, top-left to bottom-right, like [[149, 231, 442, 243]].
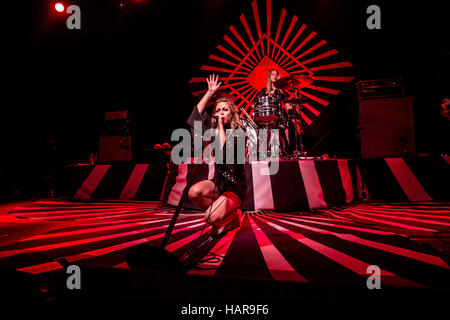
[[204, 191, 241, 228], [188, 180, 221, 211], [188, 181, 241, 228]]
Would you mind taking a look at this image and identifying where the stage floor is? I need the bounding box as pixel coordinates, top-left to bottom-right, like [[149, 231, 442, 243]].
[[1, 199, 449, 301]]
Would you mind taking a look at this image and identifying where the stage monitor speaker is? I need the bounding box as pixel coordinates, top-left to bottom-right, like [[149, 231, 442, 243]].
[[125, 244, 186, 272], [359, 96, 415, 158], [99, 135, 133, 162]]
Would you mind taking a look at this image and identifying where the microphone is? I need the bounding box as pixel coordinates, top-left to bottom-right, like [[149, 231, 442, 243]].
[[213, 115, 219, 120]]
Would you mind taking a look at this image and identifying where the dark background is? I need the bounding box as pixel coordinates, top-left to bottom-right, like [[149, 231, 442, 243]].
[[4, 0, 450, 198]]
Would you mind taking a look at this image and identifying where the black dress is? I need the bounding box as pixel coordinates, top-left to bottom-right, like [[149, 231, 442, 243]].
[[256, 88, 289, 105], [187, 106, 248, 203]]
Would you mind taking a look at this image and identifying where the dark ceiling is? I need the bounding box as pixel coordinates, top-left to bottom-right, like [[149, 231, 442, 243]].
[[4, 0, 450, 196]]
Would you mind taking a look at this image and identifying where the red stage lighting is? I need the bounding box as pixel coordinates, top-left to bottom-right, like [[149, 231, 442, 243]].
[[54, 3, 65, 13]]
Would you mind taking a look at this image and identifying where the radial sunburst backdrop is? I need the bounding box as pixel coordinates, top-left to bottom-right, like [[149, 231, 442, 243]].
[[189, 0, 354, 127]]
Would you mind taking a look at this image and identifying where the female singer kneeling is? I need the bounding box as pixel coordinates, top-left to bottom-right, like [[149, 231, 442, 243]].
[[187, 74, 248, 237]]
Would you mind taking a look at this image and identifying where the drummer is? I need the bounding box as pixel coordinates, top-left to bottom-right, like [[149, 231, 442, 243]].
[[254, 69, 294, 153], [259, 69, 293, 112]]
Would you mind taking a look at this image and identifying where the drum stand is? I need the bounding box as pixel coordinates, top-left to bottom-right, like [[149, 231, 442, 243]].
[[255, 121, 276, 160], [290, 89, 307, 159]]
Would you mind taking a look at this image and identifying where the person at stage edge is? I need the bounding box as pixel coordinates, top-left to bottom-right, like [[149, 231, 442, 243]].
[[434, 51, 450, 154], [187, 74, 248, 237]]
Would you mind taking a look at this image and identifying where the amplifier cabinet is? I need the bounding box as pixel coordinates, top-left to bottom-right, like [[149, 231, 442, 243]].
[[99, 135, 133, 162], [359, 96, 415, 158], [356, 78, 405, 100]]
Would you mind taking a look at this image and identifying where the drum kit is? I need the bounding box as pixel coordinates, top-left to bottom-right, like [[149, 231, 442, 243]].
[[207, 74, 314, 160], [244, 74, 314, 160]]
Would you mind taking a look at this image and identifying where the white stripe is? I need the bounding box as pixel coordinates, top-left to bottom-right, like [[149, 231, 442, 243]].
[[167, 163, 189, 206], [120, 164, 149, 200], [74, 165, 111, 200], [337, 159, 354, 203], [248, 217, 308, 282], [251, 161, 275, 210], [208, 162, 215, 180], [298, 160, 327, 209], [385, 158, 432, 201], [356, 165, 363, 199]]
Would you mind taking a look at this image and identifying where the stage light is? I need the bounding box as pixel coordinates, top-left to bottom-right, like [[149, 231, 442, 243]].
[[54, 3, 65, 13]]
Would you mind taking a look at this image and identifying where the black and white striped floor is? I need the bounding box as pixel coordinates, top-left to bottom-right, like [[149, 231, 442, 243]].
[[1, 200, 449, 291]]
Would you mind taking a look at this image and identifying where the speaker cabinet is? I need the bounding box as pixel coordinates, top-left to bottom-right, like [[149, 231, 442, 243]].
[[359, 96, 415, 158], [99, 135, 133, 161]]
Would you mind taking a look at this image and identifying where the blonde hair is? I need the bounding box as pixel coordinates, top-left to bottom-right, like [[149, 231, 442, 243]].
[[211, 97, 242, 129], [265, 69, 279, 95]]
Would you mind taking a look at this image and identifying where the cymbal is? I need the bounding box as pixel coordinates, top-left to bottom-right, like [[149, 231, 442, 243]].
[[274, 75, 313, 89]]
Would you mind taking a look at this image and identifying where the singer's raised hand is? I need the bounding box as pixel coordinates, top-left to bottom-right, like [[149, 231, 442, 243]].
[[197, 74, 222, 114], [207, 74, 222, 93]]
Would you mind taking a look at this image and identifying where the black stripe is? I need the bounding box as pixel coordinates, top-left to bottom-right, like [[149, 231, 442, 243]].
[[134, 163, 168, 200], [269, 160, 309, 211], [315, 160, 346, 206], [347, 159, 359, 200], [252, 216, 363, 284], [189, 163, 210, 185], [344, 209, 449, 231], [61, 165, 93, 195], [161, 162, 179, 203], [91, 164, 134, 199], [0, 223, 189, 270], [76, 222, 204, 269], [357, 158, 408, 201], [241, 163, 255, 211], [269, 212, 437, 251], [403, 157, 450, 201], [291, 225, 450, 288], [215, 215, 272, 280]]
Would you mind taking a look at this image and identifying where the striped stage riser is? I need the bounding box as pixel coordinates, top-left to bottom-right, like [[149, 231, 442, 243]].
[[357, 157, 449, 202], [66, 157, 448, 210], [164, 157, 449, 210], [66, 163, 168, 201], [1, 201, 449, 288], [163, 159, 357, 211]]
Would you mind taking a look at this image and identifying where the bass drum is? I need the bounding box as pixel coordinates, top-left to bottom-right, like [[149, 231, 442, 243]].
[[240, 118, 258, 162], [253, 95, 282, 124]]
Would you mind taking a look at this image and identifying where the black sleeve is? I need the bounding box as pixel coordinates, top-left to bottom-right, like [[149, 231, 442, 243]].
[[187, 105, 212, 137]]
